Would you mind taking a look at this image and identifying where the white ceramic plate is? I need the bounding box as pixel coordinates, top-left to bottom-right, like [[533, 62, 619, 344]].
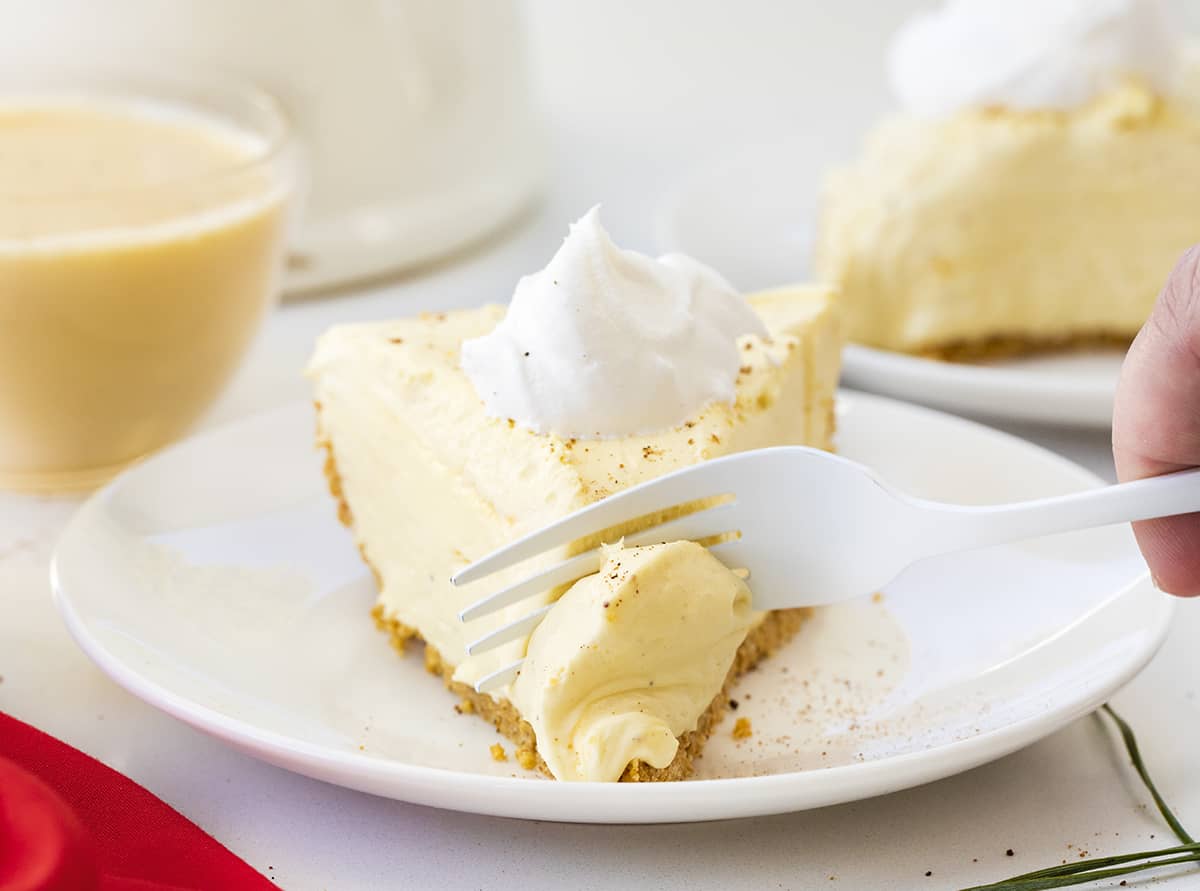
[[841, 346, 1123, 428], [51, 394, 1170, 824], [658, 145, 1126, 428]]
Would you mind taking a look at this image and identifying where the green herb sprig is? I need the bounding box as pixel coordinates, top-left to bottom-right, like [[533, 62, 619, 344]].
[[960, 705, 1195, 890]]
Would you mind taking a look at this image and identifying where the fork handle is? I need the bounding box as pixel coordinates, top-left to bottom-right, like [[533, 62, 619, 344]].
[[916, 466, 1200, 557]]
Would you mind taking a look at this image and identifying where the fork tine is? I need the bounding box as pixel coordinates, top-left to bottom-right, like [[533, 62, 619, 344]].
[[621, 498, 738, 547], [466, 603, 554, 656], [468, 533, 753, 693], [457, 500, 741, 624], [450, 461, 732, 586], [459, 549, 606, 623], [474, 659, 524, 694]]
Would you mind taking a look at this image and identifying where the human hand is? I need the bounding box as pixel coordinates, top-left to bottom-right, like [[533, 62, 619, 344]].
[[1113, 245, 1200, 596]]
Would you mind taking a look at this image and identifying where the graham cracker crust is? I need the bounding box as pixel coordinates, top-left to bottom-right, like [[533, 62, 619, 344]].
[[371, 601, 810, 781], [316, 408, 811, 781], [914, 331, 1131, 362]]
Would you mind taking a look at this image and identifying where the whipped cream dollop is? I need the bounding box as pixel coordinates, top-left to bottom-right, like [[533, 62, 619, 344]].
[[888, 0, 1182, 117], [461, 207, 767, 438]]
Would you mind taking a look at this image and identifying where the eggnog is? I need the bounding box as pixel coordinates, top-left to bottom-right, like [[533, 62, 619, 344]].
[[0, 88, 293, 490]]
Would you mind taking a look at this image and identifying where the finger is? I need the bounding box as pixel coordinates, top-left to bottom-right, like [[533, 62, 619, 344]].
[[1112, 244, 1200, 596], [1127, 512, 1200, 597]]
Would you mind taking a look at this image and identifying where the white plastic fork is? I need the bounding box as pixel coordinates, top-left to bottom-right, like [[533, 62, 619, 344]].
[[454, 446, 1200, 693]]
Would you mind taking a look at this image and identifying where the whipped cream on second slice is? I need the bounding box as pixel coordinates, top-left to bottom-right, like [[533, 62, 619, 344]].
[[888, 0, 1182, 117], [460, 207, 767, 438]]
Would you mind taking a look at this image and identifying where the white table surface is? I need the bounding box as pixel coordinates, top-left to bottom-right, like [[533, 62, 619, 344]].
[[5, 3, 1200, 888]]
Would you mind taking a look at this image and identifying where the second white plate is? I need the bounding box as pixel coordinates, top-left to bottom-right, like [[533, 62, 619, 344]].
[[50, 393, 1169, 823], [841, 345, 1123, 428]]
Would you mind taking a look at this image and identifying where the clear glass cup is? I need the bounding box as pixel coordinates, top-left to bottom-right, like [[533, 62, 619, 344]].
[[0, 66, 300, 491], [0, 0, 541, 293]]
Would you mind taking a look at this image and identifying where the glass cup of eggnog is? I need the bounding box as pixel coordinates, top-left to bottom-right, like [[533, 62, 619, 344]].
[[0, 66, 299, 491]]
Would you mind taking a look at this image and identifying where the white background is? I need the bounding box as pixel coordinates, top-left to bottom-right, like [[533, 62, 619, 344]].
[[5, 2, 1200, 888]]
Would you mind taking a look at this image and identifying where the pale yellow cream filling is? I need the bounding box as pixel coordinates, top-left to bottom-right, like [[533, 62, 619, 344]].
[[512, 541, 756, 782]]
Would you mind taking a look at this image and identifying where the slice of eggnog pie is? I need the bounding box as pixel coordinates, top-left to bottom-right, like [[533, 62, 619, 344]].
[[308, 207, 842, 781]]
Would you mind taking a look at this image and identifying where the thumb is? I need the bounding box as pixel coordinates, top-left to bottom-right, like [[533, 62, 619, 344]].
[[1112, 244, 1200, 596]]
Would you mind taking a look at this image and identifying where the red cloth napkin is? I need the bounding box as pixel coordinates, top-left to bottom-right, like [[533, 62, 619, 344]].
[[0, 712, 275, 891]]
